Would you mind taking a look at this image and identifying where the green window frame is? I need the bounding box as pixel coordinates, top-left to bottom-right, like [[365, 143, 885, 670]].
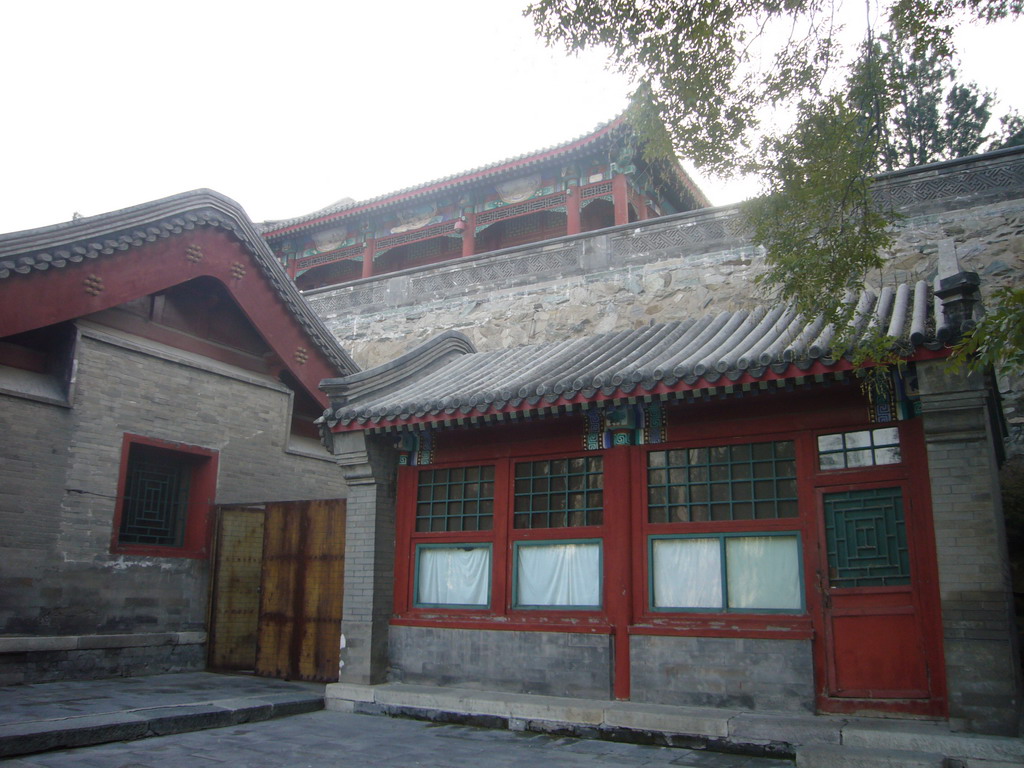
[[413, 542, 493, 609], [513, 456, 604, 529], [817, 427, 901, 471], [649, 532, 804, 614], [512, 539, 603, 610]]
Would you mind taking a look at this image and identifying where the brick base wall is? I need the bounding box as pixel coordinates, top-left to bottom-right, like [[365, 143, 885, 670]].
[[0, 633, 206, 685], [629, 635, 815, 713], [389, 625, 613, 700]]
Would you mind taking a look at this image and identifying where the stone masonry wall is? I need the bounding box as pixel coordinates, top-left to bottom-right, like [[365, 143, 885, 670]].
[[0, 326, 348, 683], [308, 149, 1024, 454]]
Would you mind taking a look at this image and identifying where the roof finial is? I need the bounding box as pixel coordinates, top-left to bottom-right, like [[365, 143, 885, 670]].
[[934, 238, 980, 337]]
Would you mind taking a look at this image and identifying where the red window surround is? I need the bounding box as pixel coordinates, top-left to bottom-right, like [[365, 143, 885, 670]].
[[389, 385, 944, 706], [110, 434, 218, 559], [393, 451, 620, 634], [392, 386, 925, 633]]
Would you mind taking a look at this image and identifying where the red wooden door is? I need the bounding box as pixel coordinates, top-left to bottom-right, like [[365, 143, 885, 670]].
[[817, 484, 942, 715]]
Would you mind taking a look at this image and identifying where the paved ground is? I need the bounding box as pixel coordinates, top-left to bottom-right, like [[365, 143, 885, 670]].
[[0, 673, 322, 726], [2, 709, 794, 767]]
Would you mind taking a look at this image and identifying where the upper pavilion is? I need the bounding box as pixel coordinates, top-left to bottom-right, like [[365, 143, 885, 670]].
[[260, 115, 710, 291]]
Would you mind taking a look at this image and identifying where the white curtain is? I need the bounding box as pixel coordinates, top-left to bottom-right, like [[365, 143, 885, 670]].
[[516, 542, 601, 607], [417, 546, 490, 606], [726, 535, 801, 610], [651, 538, 722, 609]]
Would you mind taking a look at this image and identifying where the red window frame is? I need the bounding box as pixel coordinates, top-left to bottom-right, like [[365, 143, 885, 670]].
[[392, 387, 932, 643], [630, 427, 817, 638], [110, 433, 218, 559], [393, 447, 620, 632]]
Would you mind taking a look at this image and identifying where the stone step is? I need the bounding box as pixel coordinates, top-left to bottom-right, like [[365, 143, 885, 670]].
[[796, 744, 945, 768], [0, 690, 324, 759]]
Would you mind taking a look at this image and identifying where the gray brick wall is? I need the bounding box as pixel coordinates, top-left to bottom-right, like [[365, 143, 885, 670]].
[[334, 431, 398, 685], [629, 635, 814, 713], [0, 393, 74, 640], [0, 326, 348, 679], [389, 625, 613, 699], [0, 639, 206, 686], [917, 360, 1022, 735]]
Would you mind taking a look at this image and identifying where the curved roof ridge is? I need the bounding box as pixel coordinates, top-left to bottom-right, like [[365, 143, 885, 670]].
[[324, 281, 956, 431], [322, 330, 474, 404], [263, 116, 626, 235]]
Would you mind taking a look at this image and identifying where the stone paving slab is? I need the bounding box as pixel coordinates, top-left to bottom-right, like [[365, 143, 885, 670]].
[[0, 672, 324, 758], [327, 682, 1024, 765], [795, 744, 945, 768], [0, 710, 796, 767], [840, 721, 1024, 765], [728, 713, 843, 746]]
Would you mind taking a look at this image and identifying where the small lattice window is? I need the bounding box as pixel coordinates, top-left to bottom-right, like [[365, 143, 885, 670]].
[[513, 457, 603, 528], [415, 466, 495, 533], [824, 486, 910, 587], [118, 444, 193, 547], [817, 427, 901, 470], [648, 441, 798, 523]]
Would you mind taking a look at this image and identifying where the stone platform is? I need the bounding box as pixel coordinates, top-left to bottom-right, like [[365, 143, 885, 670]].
[[328, 682, 1024, 768], [0, 671, 324, 759]]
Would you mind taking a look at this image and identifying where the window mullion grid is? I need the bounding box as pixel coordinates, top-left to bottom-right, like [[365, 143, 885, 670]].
[[643, 439, 805, 616], [407, 462, 502, 612]]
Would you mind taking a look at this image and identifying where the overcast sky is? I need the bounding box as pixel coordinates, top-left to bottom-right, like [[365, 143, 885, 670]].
[[1, 1, 1020, 234]]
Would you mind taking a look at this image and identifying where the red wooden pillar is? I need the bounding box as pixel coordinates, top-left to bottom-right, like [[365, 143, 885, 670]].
[[604, 445, 634, 700], [461, 212, 476, 258], [612, 174, 629, 226], [361, 238, 376, 279], [565, 186, 581, 236], [636, 196, 650, 221], [286, 258, 298, 279]]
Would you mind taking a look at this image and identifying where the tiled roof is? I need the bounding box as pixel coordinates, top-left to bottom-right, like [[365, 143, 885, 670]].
[[0, 190, 359, 376], [261, 116, 709, 237], [322, 281, 957, 432], [261, 118, 623, 235]]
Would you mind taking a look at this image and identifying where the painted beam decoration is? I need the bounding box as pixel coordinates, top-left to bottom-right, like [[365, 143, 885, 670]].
[[260, 115, 708, 291], [584, 402, 666, 450]]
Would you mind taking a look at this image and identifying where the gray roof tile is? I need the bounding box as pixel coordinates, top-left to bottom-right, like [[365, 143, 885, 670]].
[[321, 281, 957, 431], [0, 190, 359, 376]]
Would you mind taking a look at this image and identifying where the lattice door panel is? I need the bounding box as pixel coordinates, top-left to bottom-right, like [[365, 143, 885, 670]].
[[824, 487, 910, 588]]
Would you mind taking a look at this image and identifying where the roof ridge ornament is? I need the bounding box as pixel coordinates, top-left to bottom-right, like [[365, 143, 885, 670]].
[[934, 238, 981, 338]]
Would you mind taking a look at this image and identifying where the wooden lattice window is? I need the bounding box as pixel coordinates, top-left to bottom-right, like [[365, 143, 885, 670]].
[[647, 441, 798, 523], [824, 486, 910, 588], [513, 457, 603, 528], [111, 435, 218, 558], [415, 465, 495, 532], [119, 444, 192, 546]]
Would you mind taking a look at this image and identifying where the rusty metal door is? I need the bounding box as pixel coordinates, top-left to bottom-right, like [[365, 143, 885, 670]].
[[255, 499, 347, 682], [208, 506, 266, 671]]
